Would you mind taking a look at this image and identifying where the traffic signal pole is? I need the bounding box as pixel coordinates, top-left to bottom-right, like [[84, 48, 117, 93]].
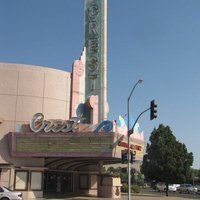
[[127, 80, 143, 200], [127, 108, 149, 200], [128, 108, 150, 136], [127, 100, 157, 200]]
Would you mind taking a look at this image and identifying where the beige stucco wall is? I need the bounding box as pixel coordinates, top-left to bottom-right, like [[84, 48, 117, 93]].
[[0, 63, 71, 166]]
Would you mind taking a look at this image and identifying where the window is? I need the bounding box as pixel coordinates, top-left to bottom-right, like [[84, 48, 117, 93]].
[[30, 171, 42, 190], [79, 174, 89, 189], [14, 171, 28, 190]]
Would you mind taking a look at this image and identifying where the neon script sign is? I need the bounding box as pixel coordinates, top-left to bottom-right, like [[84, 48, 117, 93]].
[[30, 113, 113, 133]]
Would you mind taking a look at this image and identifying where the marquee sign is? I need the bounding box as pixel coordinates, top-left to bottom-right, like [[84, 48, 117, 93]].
[[8, 132, 114, 158], [8, 113, 144, 160], [8, 112, 115, 158]]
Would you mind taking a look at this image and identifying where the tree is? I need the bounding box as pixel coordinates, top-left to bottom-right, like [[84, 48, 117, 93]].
[[141, 124, 193, 196], [189, 168, 200, 185]]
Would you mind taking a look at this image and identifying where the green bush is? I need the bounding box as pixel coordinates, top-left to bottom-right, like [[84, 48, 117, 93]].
[[121, 183, 128, 193], [131, 184, 140, 193], [121, 183, 140, 193]]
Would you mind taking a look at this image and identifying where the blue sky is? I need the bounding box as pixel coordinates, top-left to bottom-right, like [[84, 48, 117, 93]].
[[1, 0, 200, 169]]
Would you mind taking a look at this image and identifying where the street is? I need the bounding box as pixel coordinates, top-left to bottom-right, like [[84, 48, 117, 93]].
[[124, 188, 200, 200], [60, 189, 200, 200]]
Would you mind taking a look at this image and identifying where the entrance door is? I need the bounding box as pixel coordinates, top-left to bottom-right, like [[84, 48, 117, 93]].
[[61, 173, 73, 192], [44, 171, 73, 194]]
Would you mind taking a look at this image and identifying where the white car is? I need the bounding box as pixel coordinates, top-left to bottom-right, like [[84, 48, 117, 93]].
[[0, 186, 23, 200], [177, 184, 198, 194], [156, 183, 177, 192], [168, 185, 177, 192]]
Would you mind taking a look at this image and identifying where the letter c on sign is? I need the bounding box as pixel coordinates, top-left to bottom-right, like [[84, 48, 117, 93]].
[[30, 113, 46, 132]]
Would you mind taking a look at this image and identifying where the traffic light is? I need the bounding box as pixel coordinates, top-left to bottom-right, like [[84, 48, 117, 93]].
[[150, 100, 157, 120], [130, 151, 136, 164], [121, 151, 128, 164]]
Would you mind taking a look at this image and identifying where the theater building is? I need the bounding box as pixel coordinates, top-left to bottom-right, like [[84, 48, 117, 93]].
[[0, 0, 145, 199]]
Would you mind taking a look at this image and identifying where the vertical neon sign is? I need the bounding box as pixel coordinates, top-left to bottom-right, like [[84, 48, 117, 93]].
[[84, 0, 107, 123]]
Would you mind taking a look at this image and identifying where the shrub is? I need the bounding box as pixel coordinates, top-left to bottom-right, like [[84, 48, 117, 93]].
[[121, 183, 128, 193], [131, 184, 140, 193], [121, 183, 140, 193]]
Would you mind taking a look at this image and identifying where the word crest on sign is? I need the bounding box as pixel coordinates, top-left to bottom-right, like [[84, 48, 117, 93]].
[[30, 113, 113, 133]]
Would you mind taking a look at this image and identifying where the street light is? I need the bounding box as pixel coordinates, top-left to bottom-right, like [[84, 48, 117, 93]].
[[127, 79, 143, 200]]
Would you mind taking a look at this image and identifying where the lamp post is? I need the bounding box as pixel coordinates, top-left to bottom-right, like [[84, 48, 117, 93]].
[[127, 79, 143, 200]]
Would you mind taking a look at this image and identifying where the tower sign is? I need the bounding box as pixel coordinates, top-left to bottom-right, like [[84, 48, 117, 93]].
[[84, 0, 107, 122]]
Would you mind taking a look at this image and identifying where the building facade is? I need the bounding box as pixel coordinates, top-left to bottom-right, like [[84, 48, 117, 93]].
[[0, 62, 144, 199], [0, 0, 145, 199]]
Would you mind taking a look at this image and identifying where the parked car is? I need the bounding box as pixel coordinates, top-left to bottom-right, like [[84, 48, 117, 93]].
[[196, 185, 200, 194], [168, 184, 178, 192], [177, 184, 198, 194], [156, 182, 166, 192], [0, 186, 23, 200], [156, 182, 177, 192]]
